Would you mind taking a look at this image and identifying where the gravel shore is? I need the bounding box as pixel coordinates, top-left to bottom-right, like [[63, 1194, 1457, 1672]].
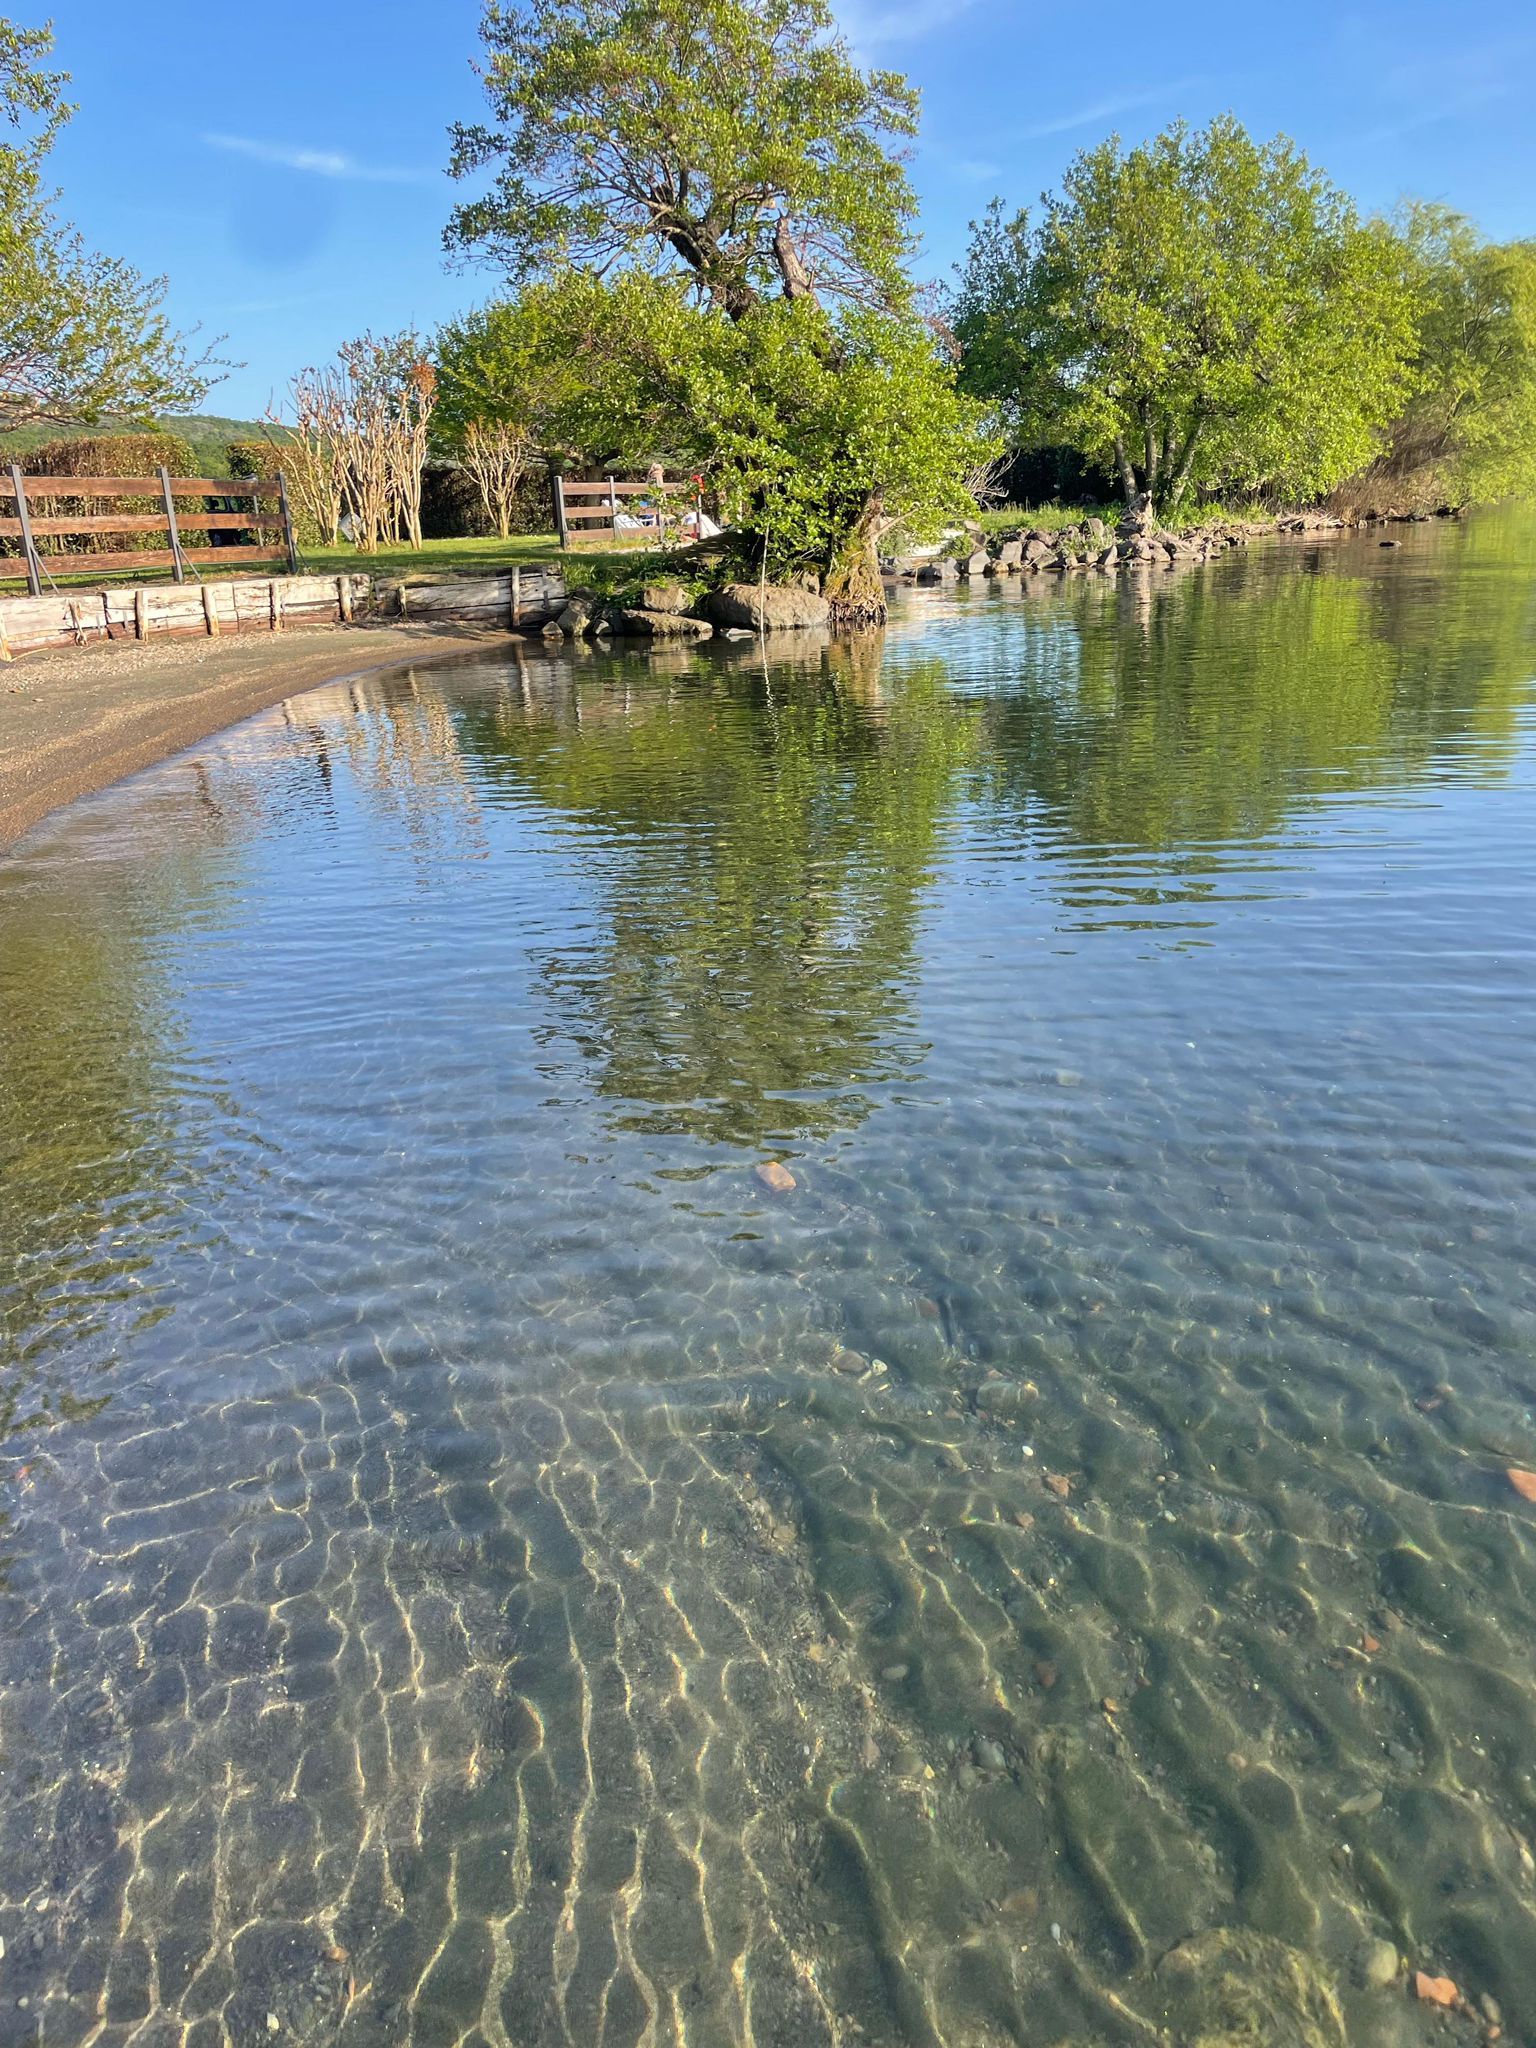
[[0, 619, 502, 851]]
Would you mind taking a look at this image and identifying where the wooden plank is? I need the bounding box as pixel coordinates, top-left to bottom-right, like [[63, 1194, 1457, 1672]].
[[0, 510, 283, 537], [276, 471, 299, 574], [558, 480, 687, 498], [11, 475, 284, 498], [11, 543, 287, 578], [8, 463, 42, 595]]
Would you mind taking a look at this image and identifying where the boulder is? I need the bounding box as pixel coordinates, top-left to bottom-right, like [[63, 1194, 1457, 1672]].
[[695, 582, 831, 631], [611, 608, 715, 637], [996, 538, 1024, 568], [1085, 516, 1109, 545], [958, 551, 991, 579], [1097, 543, 1119, 569], [642, 582, 691, 614], [558, 599, 595, 633]]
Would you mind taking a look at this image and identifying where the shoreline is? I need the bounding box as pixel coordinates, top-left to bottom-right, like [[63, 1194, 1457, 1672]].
[[0, 618, 502, 853]]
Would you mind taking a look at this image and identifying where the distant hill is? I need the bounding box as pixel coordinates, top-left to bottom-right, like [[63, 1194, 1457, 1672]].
[[0, 414, 288, 476]]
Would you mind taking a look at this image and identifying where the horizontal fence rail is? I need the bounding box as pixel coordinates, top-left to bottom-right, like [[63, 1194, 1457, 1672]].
[[0, 467, 297, 594], [552, 474, 706, 549]]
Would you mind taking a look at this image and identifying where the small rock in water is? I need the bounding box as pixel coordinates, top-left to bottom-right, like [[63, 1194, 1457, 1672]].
[[1013, 1511, 1035, 1531], [1361, 1939, 1398, 1989], [1054, 1070, 1083, 1088], [1338, 1788, 1383, 1816], [830, 1348, 867, 1376], [1033, 1660, 1058, 1691], [881, 1663, 909, 1682], [1413, 1972, 1458, 2006], [1506, 1467, 1536, 1502], [1480, 1993, 1502, 2026], [973, 1735, 1008, 1773], [755, 1160, 797, 1193], [1044, 1473, 1072, 1500]]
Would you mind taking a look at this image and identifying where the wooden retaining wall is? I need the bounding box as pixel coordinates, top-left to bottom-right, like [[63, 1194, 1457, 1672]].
[[0, 563, 567, 659]]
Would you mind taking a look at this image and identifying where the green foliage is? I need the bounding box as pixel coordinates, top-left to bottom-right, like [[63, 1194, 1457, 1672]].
[[20, 428, 196, 477], [8, 429, 200, 557], [1384, 207, 1536, 505], [954, 117, 1417, 511], [447, 0, 919, 316], [0, 21, 220, 430], [502, 270, 993, 578], [435, 297, 576, 452]]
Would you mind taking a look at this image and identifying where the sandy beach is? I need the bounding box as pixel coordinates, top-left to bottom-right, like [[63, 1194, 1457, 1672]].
[[0, 619, 502, 850]]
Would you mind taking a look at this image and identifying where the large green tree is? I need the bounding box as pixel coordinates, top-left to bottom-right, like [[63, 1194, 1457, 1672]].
[[447, 0, 919, 318], [0, 20, 217, 430], [953, 117, 1416, 513], [1377, 206, 1536, 506], [445, 271, 993, 605]]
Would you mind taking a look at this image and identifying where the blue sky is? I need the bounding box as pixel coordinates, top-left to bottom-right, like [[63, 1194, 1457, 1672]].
[[43, 0, 1536, 418]]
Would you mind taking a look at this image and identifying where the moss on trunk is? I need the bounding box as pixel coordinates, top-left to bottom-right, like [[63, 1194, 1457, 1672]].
[[822, 491, 889, 626]]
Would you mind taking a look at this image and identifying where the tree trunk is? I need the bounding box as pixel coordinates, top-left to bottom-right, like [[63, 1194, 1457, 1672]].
[[1142, 410, 1159, 498], [773, 217, 817, 304], [1113, 437, 1137, 505], [822, 490, 890, 626], [1160, 419, 1204, 514]]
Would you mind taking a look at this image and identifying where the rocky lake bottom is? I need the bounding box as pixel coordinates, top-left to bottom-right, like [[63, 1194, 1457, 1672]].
[[2, 509, 1536, 2046]]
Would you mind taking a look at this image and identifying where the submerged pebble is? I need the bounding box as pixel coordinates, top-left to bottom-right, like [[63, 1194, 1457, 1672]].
[[1361, 1939, 1398, 1989]]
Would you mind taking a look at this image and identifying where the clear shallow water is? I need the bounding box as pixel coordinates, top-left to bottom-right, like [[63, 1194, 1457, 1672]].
[[3, 513, 1536, 2048]]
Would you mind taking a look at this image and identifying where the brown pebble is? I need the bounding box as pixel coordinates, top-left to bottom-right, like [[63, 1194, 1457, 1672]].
[[1414, 1394, 1443, 1413], [755, 1160, 796, 1192], [1044, 1473, 1072, 1500], [1507, 1468, 1536, 1502], [1413, 1972, 1459, 2006], [918, 1296, 941, 1318], [1101, 1697, 1120, 1716], [1013, 1511, 1035, 1531], [1033, 1660, 1058, 1691], [1361, 1633, 1382, 1654]]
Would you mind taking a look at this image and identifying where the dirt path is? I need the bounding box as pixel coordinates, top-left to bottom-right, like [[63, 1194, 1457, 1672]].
[[0, 619, 503, 851]]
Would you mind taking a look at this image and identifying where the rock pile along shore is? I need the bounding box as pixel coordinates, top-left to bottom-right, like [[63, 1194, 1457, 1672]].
[[882, 500, 1455, 586]]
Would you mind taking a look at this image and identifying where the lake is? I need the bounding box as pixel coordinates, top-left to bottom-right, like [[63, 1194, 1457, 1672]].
[[3, 510, 1536, 2047]]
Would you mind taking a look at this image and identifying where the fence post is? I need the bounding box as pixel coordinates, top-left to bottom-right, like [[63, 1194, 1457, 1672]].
[[510, 563, 522, 628], [553, 474, 569, 550], [8, 465, 42, 597], [607, 475, 618, 539], [276, 471, 299, 575], [158, 466, 187, 583]]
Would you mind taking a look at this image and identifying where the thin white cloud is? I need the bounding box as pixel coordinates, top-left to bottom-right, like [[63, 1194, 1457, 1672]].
[[203, 132, 436, 185], [835, 0, 981, 50], [1012, 81, 1211, 142]]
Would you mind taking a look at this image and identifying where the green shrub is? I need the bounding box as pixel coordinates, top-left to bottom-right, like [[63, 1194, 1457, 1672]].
[[17, 431, 202, 556]]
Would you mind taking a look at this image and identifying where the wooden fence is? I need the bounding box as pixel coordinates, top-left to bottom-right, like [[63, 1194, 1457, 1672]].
[[553, 475, 704, 549], [0, 466, 298, 594]]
